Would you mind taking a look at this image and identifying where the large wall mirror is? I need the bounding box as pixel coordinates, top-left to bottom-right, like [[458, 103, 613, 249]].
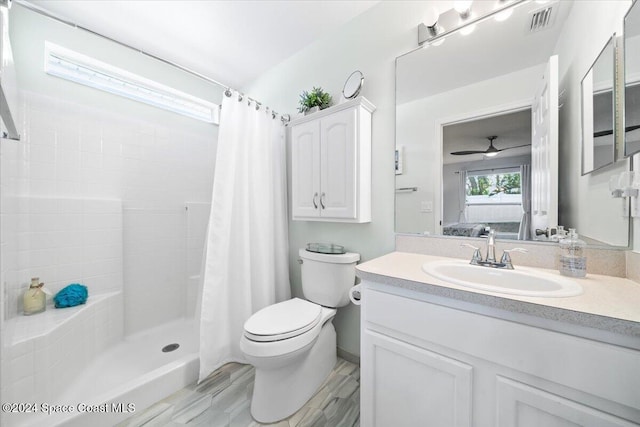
[[582, 36, 616, 175], [625, 0, 640, 157], [395, 0, 631, 248]]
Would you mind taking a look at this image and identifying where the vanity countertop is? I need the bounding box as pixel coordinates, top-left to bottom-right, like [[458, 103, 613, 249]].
[[356, 252, 640, 340]]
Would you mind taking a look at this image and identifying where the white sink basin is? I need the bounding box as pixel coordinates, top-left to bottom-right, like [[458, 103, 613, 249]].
[[422, 260, 583, 298]]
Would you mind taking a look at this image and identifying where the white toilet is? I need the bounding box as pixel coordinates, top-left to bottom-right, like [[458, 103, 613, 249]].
[[239, 247, 360, 423]]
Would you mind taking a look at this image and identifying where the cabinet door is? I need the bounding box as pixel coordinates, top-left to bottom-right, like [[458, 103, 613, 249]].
[[497, 377, 638, 427], [320, 108, 357, 219], [291, 119, 321, 218], [361, 329, 473, 427]]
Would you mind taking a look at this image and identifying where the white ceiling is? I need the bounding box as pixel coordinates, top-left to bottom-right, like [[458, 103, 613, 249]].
[[24, 0, 379, 89]]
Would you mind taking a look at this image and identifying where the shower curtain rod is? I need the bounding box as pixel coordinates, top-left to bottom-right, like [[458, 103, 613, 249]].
[[223, 89, 290, 123], [13, 0, 290, 124]]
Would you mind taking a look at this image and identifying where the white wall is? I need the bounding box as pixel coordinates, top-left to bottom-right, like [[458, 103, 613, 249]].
[[245, 1, 454, 356]]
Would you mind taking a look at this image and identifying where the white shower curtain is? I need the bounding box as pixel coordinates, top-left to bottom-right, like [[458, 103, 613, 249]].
[[198, 91, 291, 382]]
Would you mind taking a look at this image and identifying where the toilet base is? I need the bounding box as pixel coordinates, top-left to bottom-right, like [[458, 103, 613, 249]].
[[250, 322, 337, 423]]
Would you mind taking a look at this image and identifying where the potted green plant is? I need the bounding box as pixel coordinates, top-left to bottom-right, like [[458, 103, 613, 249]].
[[298, 87, 332, 114]]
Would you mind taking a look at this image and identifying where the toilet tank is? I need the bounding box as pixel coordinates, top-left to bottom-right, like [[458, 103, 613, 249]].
[[298, 248, 360, 308]]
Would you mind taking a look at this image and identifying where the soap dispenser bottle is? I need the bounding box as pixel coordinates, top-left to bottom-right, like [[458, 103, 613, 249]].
[[559, 229, 587, 278], [23, 277, 46, 315]]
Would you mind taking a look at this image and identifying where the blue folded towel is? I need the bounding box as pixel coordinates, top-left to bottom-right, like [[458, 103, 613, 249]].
[[54, 284, 88, 308]]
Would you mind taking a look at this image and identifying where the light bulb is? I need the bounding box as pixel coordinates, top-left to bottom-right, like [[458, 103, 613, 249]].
[[454, 0, 473, 15], [423, 5, 440, 27]]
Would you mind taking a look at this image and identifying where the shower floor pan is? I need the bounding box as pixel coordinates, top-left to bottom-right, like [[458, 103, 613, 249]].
[[27, 318, 199, 427]]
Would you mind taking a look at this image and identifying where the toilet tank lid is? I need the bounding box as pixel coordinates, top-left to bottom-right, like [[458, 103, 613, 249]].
[[306, 243, 345, 254], [299, 248, 360, 264]]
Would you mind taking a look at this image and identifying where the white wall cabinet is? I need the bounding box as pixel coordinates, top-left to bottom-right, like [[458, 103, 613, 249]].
[[290, 97, 375, 222], [360, 282, 640, 427]]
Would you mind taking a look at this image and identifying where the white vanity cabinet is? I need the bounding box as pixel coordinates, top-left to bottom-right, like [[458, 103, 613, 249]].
[[360, 282, 640, 427], [290, 97, 375, 222]]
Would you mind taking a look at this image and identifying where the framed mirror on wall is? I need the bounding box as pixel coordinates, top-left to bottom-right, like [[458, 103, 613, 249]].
[[581, 36, 616, 175], [395, 0, 632, 248], [625, 0, 640, 157]]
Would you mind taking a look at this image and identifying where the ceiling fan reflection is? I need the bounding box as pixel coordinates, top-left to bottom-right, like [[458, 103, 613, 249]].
[[450, 135, 531, 157]]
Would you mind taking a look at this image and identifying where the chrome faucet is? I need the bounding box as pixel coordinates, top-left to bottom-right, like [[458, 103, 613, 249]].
[[461, 229, 528, 269]]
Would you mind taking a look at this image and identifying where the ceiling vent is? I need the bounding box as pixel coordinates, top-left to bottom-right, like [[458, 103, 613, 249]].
[[528, 5, 555, 33]]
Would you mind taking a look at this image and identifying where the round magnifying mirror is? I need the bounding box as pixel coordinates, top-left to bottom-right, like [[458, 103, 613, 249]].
[[342, 70, 364, 99]]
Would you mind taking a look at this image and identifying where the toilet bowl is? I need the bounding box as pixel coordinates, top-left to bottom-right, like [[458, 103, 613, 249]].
[[240, 248, 360, 423]]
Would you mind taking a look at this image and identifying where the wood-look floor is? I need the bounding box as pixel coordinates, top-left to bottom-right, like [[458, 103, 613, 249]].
[[118, 358, 360, 427]]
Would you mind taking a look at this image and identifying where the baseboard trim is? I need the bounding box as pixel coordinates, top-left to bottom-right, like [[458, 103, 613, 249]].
[[337, 347, 360, 365]]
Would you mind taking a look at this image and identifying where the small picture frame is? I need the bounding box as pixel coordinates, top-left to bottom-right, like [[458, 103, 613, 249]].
[[395, 146, 404, 175]]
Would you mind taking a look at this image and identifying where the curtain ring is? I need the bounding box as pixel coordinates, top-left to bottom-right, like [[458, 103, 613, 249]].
[[237, 93, 243, 102], [224, 88, 232, 97], [272, 111, 277, 119], [255, 102, 261, 111]]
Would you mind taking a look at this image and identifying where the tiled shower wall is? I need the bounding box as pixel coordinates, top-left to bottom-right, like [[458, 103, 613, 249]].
[[1, 91, 217, 325], [3, 197, 123, 319]]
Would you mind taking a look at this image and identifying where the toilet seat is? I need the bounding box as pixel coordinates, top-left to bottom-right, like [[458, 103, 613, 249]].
[[240, 302, 336, 359], [244, 298, 322, 342]]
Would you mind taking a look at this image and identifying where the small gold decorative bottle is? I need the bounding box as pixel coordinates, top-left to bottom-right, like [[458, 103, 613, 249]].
[[23, 277, 46, 315]]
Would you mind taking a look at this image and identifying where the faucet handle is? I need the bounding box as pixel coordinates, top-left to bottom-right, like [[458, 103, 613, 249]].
[[503, 248, 528, 254], [461, 243, 482, 265], [500, 248, 528, 269]]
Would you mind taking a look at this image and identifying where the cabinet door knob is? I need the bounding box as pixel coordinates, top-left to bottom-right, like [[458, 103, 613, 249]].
[[312, 192, 319, 209], [320, 192, 326, 209]]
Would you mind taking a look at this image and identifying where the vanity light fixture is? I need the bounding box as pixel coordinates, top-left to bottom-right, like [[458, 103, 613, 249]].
[[418, 5, 445, 46], [418, 0, 526, 46], [454, 0, 473, 20], [456, 1, 476, 36], [44, 42, 220, 124], [424, 23, 442, 39]]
